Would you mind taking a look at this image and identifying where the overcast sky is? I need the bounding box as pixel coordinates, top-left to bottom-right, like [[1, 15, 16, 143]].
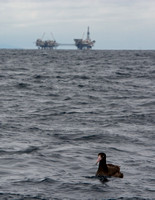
[[0, 0, 155, 49]]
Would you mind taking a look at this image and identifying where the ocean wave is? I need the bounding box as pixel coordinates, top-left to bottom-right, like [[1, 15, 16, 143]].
[[0, 146, 40, 155]]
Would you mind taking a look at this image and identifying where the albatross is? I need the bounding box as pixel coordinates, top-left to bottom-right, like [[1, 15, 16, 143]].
[[96, 152, 123, 178]]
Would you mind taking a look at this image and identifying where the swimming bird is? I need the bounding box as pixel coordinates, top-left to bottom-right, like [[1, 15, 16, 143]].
[[96, 152, 123, 178]]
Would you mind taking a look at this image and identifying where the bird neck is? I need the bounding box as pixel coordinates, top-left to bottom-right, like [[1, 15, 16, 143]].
[[99, 159, 108, 171]]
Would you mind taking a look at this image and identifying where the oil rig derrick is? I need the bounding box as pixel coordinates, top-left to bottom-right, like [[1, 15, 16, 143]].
[[36, 33, 59, 49], [74, 27, 95, 50]]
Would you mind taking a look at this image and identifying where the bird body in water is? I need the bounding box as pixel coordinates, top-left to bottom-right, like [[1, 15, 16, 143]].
[[96, 153, 123, 178]]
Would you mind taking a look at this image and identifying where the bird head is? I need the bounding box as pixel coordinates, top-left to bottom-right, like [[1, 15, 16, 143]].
[[96, 152, 106, 165]]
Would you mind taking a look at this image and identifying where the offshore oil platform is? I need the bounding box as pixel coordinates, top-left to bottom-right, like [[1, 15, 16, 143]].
[[74, 27, 95, 50], [36, 33, 59, 49], [36, 39, 59, 49], [35, 27, 95, 50]]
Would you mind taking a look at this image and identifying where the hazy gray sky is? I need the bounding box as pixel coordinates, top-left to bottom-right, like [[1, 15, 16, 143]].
[[0, 0, 155, 49]]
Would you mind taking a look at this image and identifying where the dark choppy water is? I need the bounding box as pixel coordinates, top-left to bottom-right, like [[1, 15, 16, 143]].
[[0, 49, 154, 200]]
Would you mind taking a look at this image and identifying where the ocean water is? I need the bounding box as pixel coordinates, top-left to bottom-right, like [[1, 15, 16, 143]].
[[0, 49, 154, 200]]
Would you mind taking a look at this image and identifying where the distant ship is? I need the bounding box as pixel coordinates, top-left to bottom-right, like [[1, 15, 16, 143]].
[[74, 27, 95, 50]]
